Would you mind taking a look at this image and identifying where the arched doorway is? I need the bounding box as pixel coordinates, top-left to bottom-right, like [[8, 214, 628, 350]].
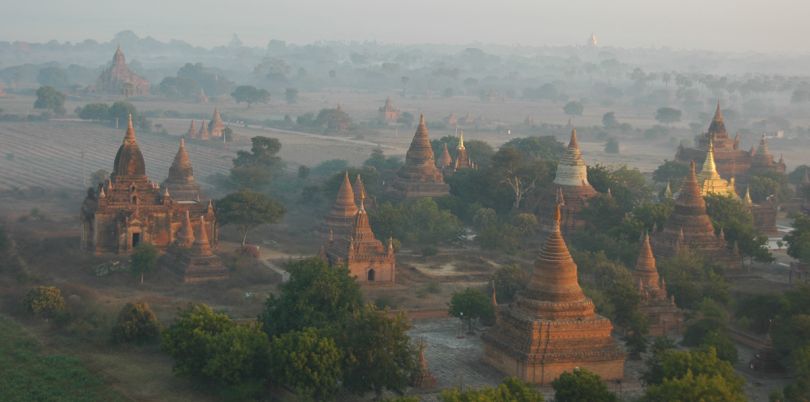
[[132, 232, 141, 248], [367, 269, 376, 282]]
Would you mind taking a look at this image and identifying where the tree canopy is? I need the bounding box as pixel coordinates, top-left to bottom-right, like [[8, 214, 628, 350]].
[[216, 190, 285, 246]]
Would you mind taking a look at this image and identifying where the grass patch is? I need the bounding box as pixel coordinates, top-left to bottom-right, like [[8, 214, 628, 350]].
[[0, 314, 127, 402]]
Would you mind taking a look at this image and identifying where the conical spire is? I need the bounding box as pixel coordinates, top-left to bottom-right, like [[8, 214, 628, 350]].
[[187, 120, 197, 138], [112, 113, 146, 180], [708, 101, 727, 138], [458, 130, 465, 149], [568, 128, 579, 149], [698, 141, 735, 197], [124, 113, 136, 143], [167, 138, 194, 184], [439, 143, 453, 168], [332, 171, 358, 218], [178, 210, 195, 247], [743, 186, 753, 206], [553, 128, 591, 188], [193, 216, 212, 255], [677, 161, 707, 210], [353, 174, 366, 204], [404, 114, 436, 165], [664, 182, 673, 199], [634, 233, 660, 290], [702, 141, 718, 176]]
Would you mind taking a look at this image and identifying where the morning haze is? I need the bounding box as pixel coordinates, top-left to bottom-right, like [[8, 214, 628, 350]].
[[1, 1, 810, 401]]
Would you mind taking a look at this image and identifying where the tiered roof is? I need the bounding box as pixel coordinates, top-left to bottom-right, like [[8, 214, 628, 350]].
[[697, 141, 737, 197], [439, 143, 453, 168], [112, 114, 147, 182], [553, 129, 594, 191], [209, 108, 225, 137], [453, 131, 473, 170]]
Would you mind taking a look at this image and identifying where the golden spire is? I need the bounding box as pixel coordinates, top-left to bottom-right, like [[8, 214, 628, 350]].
[[458, 130, 465, 150], [568, 128, 579, 149], [703, 140, 717, 175], [743, 186, 753, 206]]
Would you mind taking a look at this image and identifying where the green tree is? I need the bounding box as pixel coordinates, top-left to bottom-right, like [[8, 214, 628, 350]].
[[339, 305, 419, 396], [231, 85, 269, 108], [112, 302, 160, 344], [653, 160, 689, 186], [284, 88, 299, 104], [657, 251, 729, 309], [750, 171, 792, 203], [563, 101, 584, 116], [602, 112, 619, 129], [269, 328, 342, 400], [315, 107, 353, 132], [33, 86, 66, 115], [371, 198, 462, 247], [705, 194, 771, 263], [449, 288, 494, 331], [130, 243, 158, 284], [78, 103, 110, 121], [604, 137, 620, 154], [230, 136, 284, 190], [501, 136, 565, 161], [216, 190, 285, 246], [259, 258, 362, 337], [90, 169, 109, 187], [785, 214, 810, 264], [552, 368, 618, 402], [492, 265, 529, 304], [440, 377, 544, 401], [24, 286, 65, 318], [642, 347, 743, 391], [108, 101, 137, 126], [655, 107, 682, 125], [642, 371, 746, 402]]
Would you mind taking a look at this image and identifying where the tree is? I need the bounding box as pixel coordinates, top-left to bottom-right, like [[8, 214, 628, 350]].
[[33, 86, 66, 115], [642, 371, 746, 402], [89, 169, 109, 187], [230, 137, 285, 190], [605, 137, 620, 154], [786, 214, 810, 265], [705, 194, 771, 263], [602, 112, 619, 129], [231, 85, 269, 108], [449, 288, 494, 331], [161, 304, 270, 388], [269, 328, 342, 400], [216, 190, 285, 246], [78, 103, 110, 121], [315, 107, 352, 132], [492, 265, 529, 303], [259, 258, 362, 337], [563, 101, 584, 116], [655, 107, 682, 126], [653, 160, 689, 185], [397, 111, 415, 127], [500, 136, 565, 161], [338, 305, 419, 396], [24, 286, 65, 318], [552, 369, 618, 402], [370, 198, 462, 247], [642, 347, 742, 391], [108, 101, 137, 126], [284, 88, 299, 104], [440, 377, 544, 401], [130, 243, 158, 284], [112, 302, 160, 344], [37, 66, 69, 88]]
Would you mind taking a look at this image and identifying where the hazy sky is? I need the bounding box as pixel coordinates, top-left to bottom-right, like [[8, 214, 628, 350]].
[[1, 0, 807, 53]]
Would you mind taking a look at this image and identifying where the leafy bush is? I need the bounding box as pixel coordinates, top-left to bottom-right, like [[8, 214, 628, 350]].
[[112, 302, 161, 344], [24, 286, 65, 318]]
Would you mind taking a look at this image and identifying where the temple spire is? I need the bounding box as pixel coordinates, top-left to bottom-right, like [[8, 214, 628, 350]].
[[458, 130, 465, 150], [178, 210, 195, 247], [124, 113, 136, 143], [568, 128, 579, 149], [193, 216, 212, 255]]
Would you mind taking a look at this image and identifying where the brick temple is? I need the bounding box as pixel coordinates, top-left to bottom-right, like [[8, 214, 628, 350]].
[[322, 173, 395, 284], [482, 204, 625, 385], [652, 161, 741, 270], [378, 97, 400, 124], [95, 46, 149, 96], [634, 234, 683, 336], [161, 138, 202, 201], [391, 115, 449, 198]]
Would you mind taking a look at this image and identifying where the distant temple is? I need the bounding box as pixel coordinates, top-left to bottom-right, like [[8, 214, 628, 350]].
[[634, 234, 683, 336], [322, 173, 395, 284], [539, 128, 597, 235], [743, 187, 779, 236], [95, 47, 150, 97], [482, 204, 625, 384], [161, 138, 202, 201], [652, 161, 741, 270], [391, 115, 449, 198], [378, 97, 400, 124], [80, 116, 223, 282], [750, 135, 786, 175], [209, 108, 225, 138], [453, 131, 474, 171], [587, 33, 598, 47]]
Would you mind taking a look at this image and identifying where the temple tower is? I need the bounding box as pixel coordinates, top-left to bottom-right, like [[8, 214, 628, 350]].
[[209, 108, 225, 138], [697, 141, 737, 197], [453, 131, 474, 171], [95, 46, 150, 96], [482, 204, 625, 384], [324, 172, 359, 239], [162, 139, 202, 201], [439, 143, 453, 169], [634, 234, 683, 336], [391, 115, 449, 198]]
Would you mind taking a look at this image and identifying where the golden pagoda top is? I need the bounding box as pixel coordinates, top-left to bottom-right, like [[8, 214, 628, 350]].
[[698, 141, 737, 197]]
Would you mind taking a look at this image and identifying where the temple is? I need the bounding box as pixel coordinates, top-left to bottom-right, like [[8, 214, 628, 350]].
[[482, 204, 625, 384], [697, 141, 737, 197], [743, 187, 779, 236], [197, 120, 210, 140], [652, 162, 741, 270], [750, 135, 786, 175], [633, 234, 683, 336], [161, 139, 202, 201], [391, 115, 449, 198], [95, 47, 150, 97], [438, 143, 453, 170], [322, 174, 395, 284], [539, 128, 597, 235], [453, 131, 474, 171], [168, 212, 228, 283], [80, 115, 217, 257], [378, 97, 400, 124], [209, 108, 225, 138], [186, 120, 197, 138]]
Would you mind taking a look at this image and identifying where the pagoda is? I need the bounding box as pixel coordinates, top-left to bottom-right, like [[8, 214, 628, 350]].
[[162, 139, 202, 201], [391, 115, 449, 198], [322, 189, 395, 284], [750, 135, 786, 175], [378, 97, 400, 124], [209, 108, 225, 138], [634, 234, 683, 336], [323, 172, 359, 239], [438, 143, 453, 170], [697, 141, 737, 197], [352, 174, 375, 210], [652, 161, 741, 270], [453, 131, 474, 171], [80, 115, 217, 255], [676, 102, 752, 186], [169, 212, 228, 283], [482, 204, 625, 384], [743, 187, 779, 236], [95, 47, 150, 96], [186, 120, 197, 139], [197, 121, 210, 140], [539, 128, 597, 235]]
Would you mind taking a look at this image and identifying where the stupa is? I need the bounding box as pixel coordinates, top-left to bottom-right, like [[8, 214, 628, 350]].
[[391, 115, 449, 198], [95, 47, 149, 96], [209, 108, 225, 138], [323, 172, 359, 239], [539, 128, 597, 235], [697, 141, 737, 197], [750, 135, 786, 175], [174, 214, 228, 283], [186, 120, 197, 139], [197, 120, 210, 141], [453, 131, 474, 171], [482, 204, 625, 384], [438, 143, 453, 169], [162, 139, 202, 201], [634, 234, 683, 336], [652, 161, 741, 270]]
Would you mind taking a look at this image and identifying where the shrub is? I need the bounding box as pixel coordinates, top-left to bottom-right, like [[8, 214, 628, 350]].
[[24, 286, 65, 318], [112, 302, 161, 344]]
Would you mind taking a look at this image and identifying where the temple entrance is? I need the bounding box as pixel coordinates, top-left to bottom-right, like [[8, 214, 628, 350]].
[[132, 232, 141, 248], [367, 269, 376, 282]]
